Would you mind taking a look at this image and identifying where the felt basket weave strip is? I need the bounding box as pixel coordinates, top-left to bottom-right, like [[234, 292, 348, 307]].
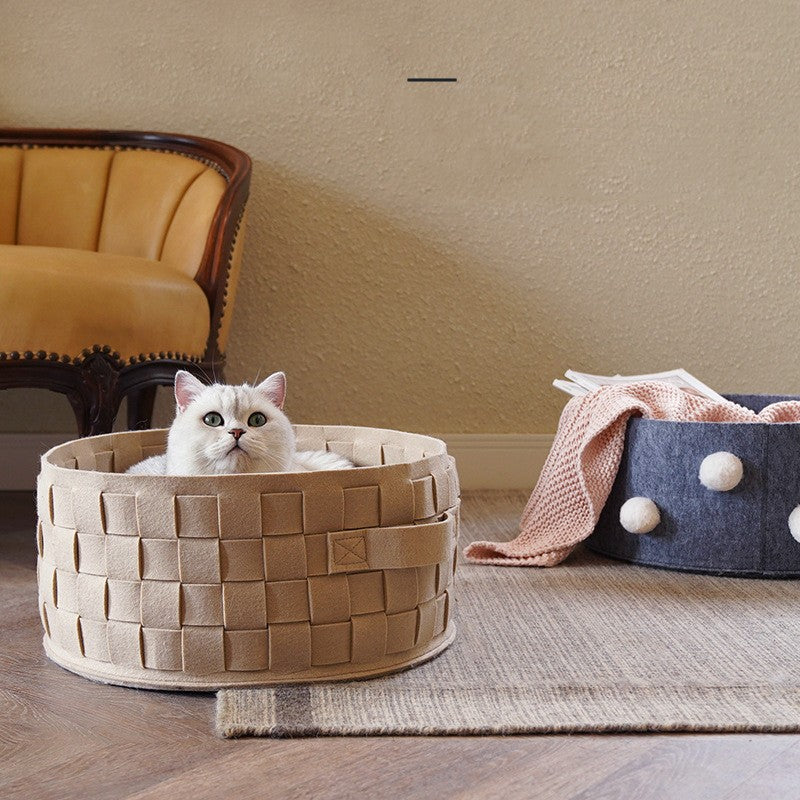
[[36, 425, 460, 690]]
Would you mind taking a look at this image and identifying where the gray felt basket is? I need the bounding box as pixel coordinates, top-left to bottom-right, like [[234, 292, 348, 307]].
[[587, 394, 800, 578]]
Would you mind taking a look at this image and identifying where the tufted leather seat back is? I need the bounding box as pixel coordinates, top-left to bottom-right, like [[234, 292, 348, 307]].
[[0, 146, 226, 279]]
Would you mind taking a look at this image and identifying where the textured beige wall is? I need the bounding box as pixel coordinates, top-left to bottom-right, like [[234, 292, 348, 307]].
[[2, 1, 800, 434]]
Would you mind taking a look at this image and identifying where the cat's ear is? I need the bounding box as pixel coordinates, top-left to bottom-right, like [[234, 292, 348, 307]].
[[174, 370, 206, 413], [256, 371, 286, 409]]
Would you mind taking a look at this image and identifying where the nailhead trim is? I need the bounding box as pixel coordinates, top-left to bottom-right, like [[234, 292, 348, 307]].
[[0, 344, 204, 367]]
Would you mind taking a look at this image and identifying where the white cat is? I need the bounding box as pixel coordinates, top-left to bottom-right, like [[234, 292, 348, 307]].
[[126, 371, 352, 475]]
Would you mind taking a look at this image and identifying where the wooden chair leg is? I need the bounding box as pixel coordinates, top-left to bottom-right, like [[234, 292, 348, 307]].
[[127, 385, 158, 430], [67, 390, 120, 436], [66, 391, 92, 437], [69, 351, 123, 437]]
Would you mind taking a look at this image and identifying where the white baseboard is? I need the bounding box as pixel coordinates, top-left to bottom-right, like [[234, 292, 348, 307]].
[[437, 434, 552, 490], [0, 432, 553, 492]]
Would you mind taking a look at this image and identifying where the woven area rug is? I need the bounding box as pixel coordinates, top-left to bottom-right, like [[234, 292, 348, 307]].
[[216, 491, 800, 738]]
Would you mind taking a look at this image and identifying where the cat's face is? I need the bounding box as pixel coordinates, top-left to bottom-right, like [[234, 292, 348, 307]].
[[165, 371, 295, 475]]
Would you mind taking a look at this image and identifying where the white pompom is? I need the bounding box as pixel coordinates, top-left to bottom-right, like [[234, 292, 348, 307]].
[[698, 451, 743, 492], [789, 506, 800, 543], [619, 497, 661, 534]]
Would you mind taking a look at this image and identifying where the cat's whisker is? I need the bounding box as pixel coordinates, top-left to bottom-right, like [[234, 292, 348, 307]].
[[192, 364, 214, 386]]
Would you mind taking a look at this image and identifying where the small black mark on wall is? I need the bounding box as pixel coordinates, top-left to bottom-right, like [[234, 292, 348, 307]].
[[407, 78, 458, 83]]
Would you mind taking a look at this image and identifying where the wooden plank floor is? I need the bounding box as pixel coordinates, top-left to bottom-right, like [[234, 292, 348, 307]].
[[2, 490, 799, 800]]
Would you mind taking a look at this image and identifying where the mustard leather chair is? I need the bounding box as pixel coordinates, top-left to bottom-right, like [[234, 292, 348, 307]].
[[0, 129, 251, 436]]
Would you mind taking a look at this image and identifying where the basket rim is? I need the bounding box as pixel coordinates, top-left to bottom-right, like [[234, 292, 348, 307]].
[[626, 393, 800, 431], [40, 424, 451, 483]]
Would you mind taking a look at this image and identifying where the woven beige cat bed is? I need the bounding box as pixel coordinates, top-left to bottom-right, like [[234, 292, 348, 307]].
[[36, 426, 459, 690]]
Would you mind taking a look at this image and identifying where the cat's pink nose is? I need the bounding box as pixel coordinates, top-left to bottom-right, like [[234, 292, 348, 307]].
[[229, 428, 245, 440]]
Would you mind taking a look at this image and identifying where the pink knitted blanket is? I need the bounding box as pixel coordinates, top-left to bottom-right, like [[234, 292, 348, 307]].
[[463, 382, 800, 567]]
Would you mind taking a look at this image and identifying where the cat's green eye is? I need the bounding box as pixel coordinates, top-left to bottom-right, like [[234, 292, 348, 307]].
[[203, 412, 224, 427], [248, 412, 267, 427]]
